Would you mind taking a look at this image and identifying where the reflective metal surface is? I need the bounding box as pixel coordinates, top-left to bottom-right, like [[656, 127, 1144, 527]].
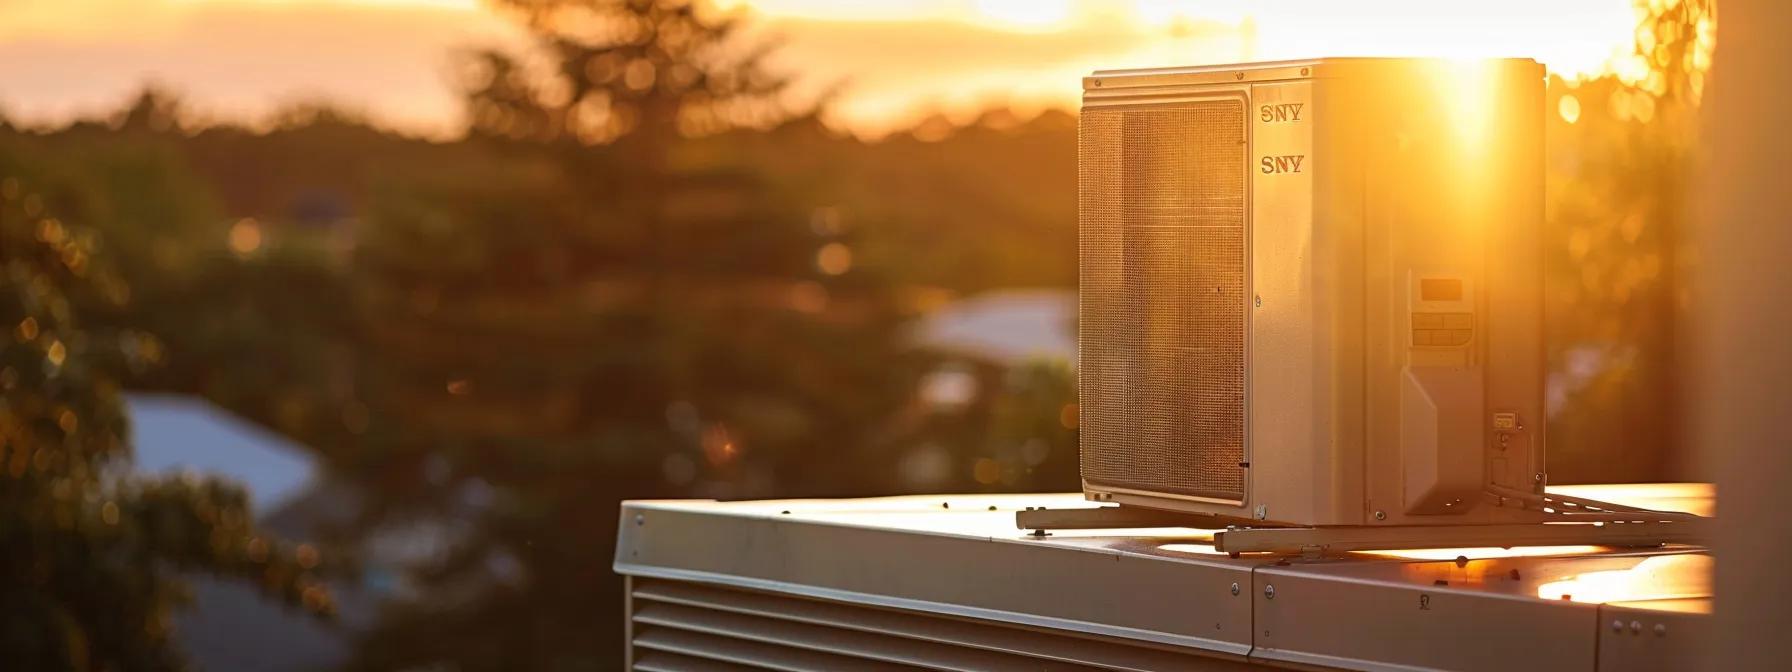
[[615, 486, 1712, 671]]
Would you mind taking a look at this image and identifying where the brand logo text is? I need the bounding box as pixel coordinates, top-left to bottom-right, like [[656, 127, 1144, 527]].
[[1259, 103, 1305, 123], [1260, 155, 1306, 174]]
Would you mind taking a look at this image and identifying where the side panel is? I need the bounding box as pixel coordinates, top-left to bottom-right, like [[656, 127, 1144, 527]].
[[1250, 79, 1340, 524], [1480, 66, 1547, 494], [1361, 62, 1546, 523]]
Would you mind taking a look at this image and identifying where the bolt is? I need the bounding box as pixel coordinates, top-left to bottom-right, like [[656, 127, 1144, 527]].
[[1264, 584, 1276, 599], [1231, 582, 1241, 596], [1654, 623, 1667, 637], [1374, 510, 1387, 521], [1630, 620, 1643, 635], [634, 514, 644, 526]]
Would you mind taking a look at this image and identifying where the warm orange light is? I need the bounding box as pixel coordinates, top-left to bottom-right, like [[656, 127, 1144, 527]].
[[816, 243, 853, 275], [1548, 483, 1714, 517], [1536, 553, 1711, 603], [1428, 59, 1501, 161], [228, 218, 263, 256], [1354, 545, 1603, 561]]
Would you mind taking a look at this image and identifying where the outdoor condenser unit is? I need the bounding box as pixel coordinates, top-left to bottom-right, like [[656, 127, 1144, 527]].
[[1072, 58, 1568, 533]]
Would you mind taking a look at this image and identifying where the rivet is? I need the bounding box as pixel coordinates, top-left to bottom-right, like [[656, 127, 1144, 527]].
[[1235, 72, 1245, 80], [1092, 79, 1102, 87], [634, 514, 644, 526], [1231, 582, 1241, 596], [1654, 623, 1667, 637], [1629, 620, 1643, 635], [1374, 510, 1387, 521], [1300, 67, 1310, 76], [1611, 620, 1624, 633], [1264, 584, 1276, 599]]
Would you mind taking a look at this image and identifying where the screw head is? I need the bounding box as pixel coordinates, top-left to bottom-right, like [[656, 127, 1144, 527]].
[[1374, 510, 1387, 521], [1253, 504, 1268, 520], [634, 514, 645, 526], [1611, 619, 1624, 632], [1231, 582, 1241, 596], [1629, 620, 1643, 635], [1654, 623, 1667, 637], [1264, 584, 1276, 600], [1254, 295, 1263, 308]]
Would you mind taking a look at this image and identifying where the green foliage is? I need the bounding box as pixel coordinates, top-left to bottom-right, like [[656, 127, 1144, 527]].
[[0, 174, 330, 671]]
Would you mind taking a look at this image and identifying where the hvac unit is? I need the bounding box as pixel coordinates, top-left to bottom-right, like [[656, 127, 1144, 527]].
[[1026, 58, 1702, 551]]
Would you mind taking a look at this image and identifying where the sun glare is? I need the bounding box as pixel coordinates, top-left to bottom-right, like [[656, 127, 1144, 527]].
[[1537, 554, 1712, 603]]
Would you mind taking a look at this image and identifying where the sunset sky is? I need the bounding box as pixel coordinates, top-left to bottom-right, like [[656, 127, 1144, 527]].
[[0, 0, 1644, 138]]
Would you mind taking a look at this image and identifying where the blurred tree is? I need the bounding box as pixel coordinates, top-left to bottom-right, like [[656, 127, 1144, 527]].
[[339, 1, 920, 669], [0, 174, 329, 670], [1541, 0, 1715, 482], [467, 0, 795, 145]]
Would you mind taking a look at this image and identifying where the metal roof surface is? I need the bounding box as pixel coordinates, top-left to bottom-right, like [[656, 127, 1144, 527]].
[[615, 486, 1711, 671]]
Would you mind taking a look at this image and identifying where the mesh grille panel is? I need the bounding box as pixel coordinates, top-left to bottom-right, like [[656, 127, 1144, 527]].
[[1079, 101, 1248, 502]]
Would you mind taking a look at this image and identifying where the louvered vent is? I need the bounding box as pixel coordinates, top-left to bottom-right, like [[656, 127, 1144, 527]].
[[626, 578, 1266, 671], [1078, 101, 1249, 503]]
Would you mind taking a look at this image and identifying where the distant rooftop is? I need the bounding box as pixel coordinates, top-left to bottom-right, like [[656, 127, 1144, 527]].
[[125, 393, 318, 513], [909, 289, 1075, 366]]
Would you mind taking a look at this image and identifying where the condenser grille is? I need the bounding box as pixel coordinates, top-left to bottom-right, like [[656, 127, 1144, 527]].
[[1079, 100, 1248, 502], [625, 577, 1270, 671]]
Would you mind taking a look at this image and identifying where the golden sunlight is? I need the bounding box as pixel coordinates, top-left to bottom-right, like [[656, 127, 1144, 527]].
[[1354, 545, 1604, 561], [973, 0, 1072, 29], [0, 0, 1655, 137], [1536, 553, 1712, 603]]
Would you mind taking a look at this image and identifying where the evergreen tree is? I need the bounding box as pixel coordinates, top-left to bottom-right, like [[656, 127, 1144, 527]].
[[344, 1, 918, 668]]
